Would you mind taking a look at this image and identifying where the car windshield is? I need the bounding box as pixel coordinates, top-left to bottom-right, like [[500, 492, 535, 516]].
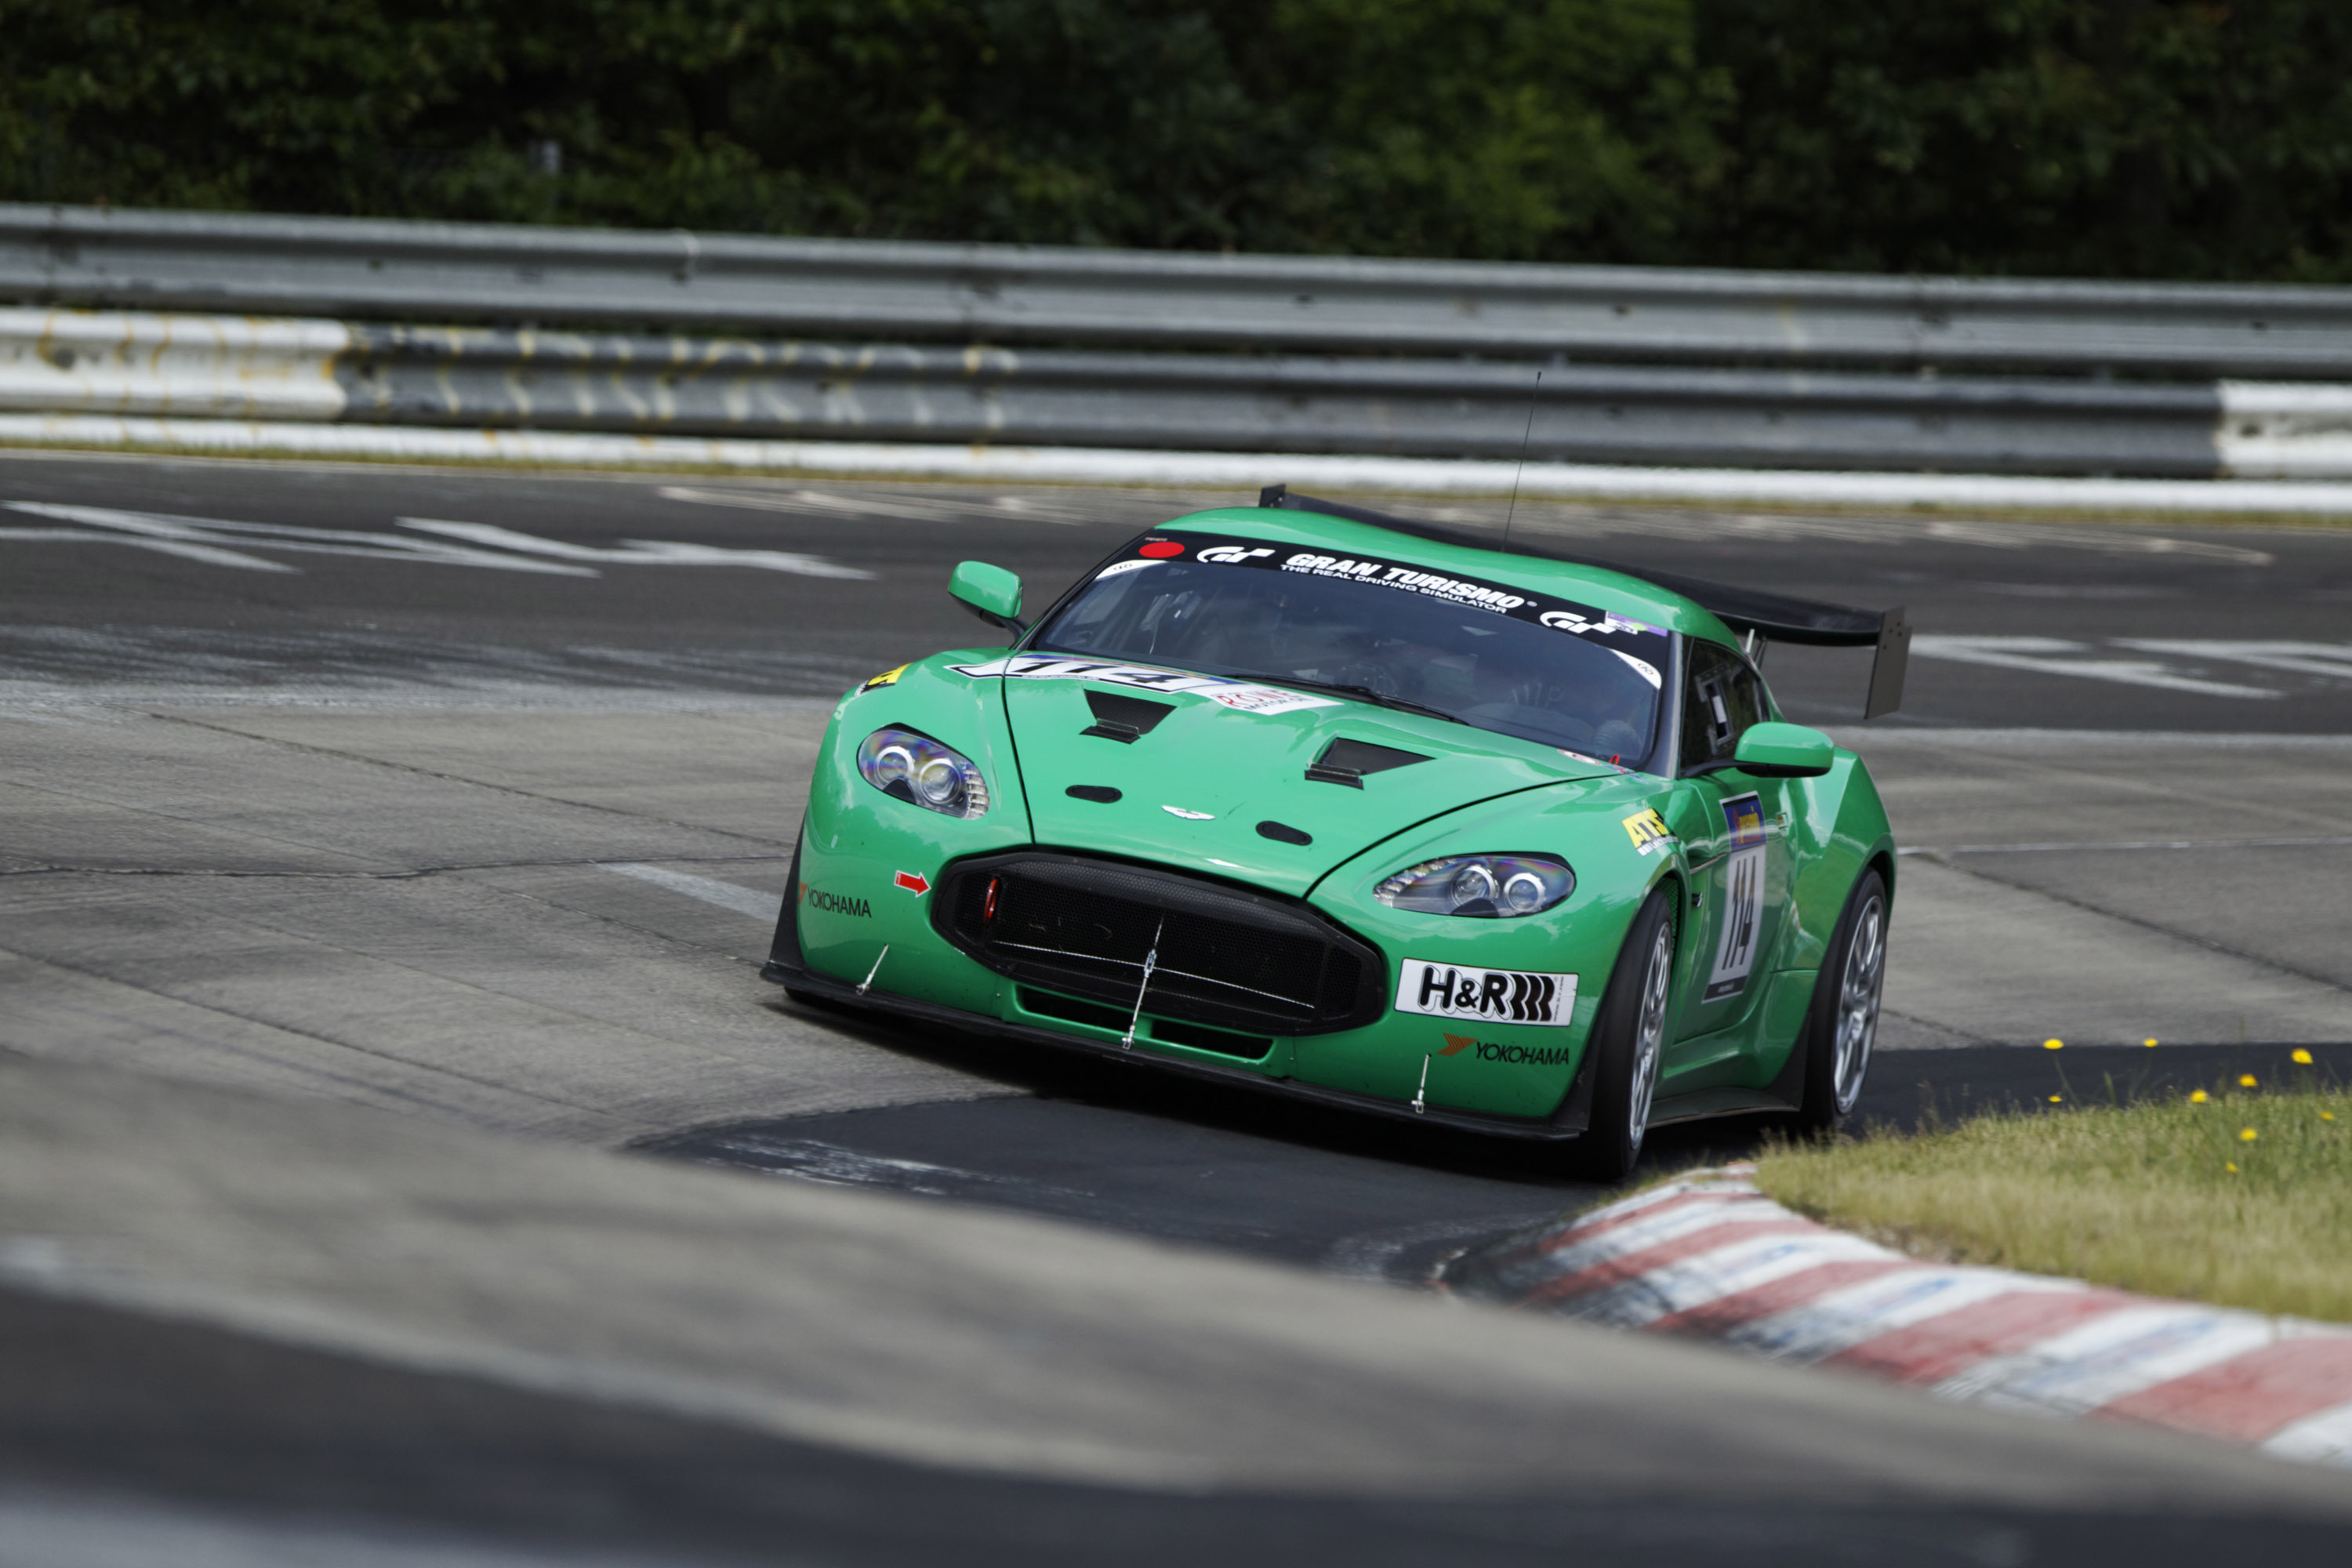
[[1030, 534, 1668, 763]]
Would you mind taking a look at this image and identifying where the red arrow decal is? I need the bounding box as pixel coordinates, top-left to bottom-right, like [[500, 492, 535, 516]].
[[894, 871, 931, 895]]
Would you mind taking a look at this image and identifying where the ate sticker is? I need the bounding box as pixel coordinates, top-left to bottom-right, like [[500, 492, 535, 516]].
[[1621, 808, 1677, 856], [949, 653, 1341, 716]]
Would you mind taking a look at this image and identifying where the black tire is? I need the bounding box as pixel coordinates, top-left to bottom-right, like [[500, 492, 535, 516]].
[[1791, 867, 1889, 1136], [1566, 886, 1679, 1183]]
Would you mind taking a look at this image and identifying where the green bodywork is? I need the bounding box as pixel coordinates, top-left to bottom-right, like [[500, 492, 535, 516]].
[[788, 506, 1896, 1130]]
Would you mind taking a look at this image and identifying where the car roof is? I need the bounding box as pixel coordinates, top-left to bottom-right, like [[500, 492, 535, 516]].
[[1149, 505, 1744, 647]]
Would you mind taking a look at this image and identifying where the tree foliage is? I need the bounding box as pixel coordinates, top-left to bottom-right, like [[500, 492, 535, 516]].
[[4, 0, 2350, 279]]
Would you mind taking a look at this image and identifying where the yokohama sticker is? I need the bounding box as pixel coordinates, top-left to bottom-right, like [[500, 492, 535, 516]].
[[1704, 792, 1767, 1003], [1396, 960, 1577, 1026], [948, 653, 1341, 715]]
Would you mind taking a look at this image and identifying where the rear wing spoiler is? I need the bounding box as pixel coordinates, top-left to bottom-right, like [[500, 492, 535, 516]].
[[1258, 485, 1909, 720]]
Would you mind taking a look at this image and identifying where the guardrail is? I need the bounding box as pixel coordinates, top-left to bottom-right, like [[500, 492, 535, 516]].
[[0, 308, 2249, 475], [10, 202, 2352, 378], [4, 205, 2351, 478]]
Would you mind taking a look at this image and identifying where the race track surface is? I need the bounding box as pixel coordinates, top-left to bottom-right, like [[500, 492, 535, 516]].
[[5, 450, 2351, 1562]]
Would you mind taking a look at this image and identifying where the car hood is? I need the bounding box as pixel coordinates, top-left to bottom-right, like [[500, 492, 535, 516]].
[[995, 665, 1616, 898]]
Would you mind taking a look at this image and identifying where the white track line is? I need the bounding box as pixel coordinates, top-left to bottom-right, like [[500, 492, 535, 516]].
[[601, 863, 780, 921], [16, 415, 2352, 514]]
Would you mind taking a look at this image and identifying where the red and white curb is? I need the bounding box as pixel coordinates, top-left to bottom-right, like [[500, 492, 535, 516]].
[[1445, 1165, 2352, 1468]]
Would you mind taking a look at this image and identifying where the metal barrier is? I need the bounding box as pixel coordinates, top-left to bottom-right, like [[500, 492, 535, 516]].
[[5, 205, 2352, 477], [9, 202, 2352, 377]]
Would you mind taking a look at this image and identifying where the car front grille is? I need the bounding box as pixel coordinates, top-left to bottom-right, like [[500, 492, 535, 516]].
[[935, 853, 1384, 1036]]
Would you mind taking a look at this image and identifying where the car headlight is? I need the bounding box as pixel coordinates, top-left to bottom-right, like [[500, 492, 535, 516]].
[[1375, 854, 1573, 917], [857, 727, 990, 820]]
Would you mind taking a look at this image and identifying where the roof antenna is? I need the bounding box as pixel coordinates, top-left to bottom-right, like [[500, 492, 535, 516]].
[[1501, 369, 1541, 554]]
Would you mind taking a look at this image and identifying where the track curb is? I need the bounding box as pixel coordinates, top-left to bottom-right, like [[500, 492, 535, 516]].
[[1444, 1164, 2352, 1469]]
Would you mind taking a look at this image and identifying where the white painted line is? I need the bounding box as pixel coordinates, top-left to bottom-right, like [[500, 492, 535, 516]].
[[1900, 836, 2352, 856], [1545, 1170, 1760, 1235], [1524, 1196, 1804, 1287], [601, 862, 781, 921], [2262, 1400, 2352, 1467], [1933, 1306, 2283, 1418], [657, 485, 1090, 525], [2114, 640, 2352, 683], [3, 500, 598, 576], [1828, 728, 2352, 750], [1566, 1230, 1896, 1330], [398, 517, 874, 579], [1910, 636, 2281, 700], [1729, 1268, 2085, 1365], [15, 414, 2352, 514]]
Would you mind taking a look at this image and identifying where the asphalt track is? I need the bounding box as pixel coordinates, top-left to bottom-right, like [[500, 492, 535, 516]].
[[5, 448, 2352, 1563]]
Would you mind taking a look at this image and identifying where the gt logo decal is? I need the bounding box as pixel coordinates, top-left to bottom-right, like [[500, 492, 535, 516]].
[[1622, 808, 1675, 855], [1395, 961, 1577, 1026], [859, 664, 908, 692], [1196, 545, 1276, 564]]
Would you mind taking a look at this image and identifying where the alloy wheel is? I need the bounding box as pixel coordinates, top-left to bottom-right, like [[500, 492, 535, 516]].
[[1832, 894, 1886, 1116], [1627, 920, 1673, 1143]]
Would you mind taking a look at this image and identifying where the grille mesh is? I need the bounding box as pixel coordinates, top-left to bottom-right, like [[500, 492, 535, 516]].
[[937, 855, 1381, 1036]]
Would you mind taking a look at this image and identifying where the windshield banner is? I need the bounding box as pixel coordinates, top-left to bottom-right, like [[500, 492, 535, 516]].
[[1116, 532, 1668, 656]]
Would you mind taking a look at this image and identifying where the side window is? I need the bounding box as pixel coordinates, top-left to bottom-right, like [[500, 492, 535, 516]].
[[1679, 641, 1768, 771]]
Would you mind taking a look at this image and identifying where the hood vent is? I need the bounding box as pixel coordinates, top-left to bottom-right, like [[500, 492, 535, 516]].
[[1080, 689, 1176, 744], [1305, 738, 1431, 789]]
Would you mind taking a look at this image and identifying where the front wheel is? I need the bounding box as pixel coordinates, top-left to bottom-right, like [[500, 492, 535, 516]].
[[1792, 868, 1889, 1135], [1566, 887, 1677, 1182]]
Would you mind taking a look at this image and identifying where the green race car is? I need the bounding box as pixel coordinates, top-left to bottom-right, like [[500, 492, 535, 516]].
[[764, 488, 1907, 1178]]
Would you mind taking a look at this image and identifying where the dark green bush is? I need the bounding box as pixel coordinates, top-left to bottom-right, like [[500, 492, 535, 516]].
[[4, 0, 2348, 280]]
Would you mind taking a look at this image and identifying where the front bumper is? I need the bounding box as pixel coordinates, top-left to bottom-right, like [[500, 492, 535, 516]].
[[760, 944, 1593, 1142]]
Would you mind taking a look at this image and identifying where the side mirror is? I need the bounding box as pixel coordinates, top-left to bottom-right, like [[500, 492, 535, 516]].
[[1733, 720, 1835, 779], [950, 561, 1025, 637]]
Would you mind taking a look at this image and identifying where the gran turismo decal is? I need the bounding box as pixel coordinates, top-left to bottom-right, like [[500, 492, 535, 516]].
[[1621, 808, 1676, 856], [1109, 531, 1664, 670], [948, 653, 1342, 716], [803, 885, 873, 918], [860, 664, 909, 691], [1704, 792, 1768, 1004], [1395, 960, 1577, 1026], [893, 870, 932, 895]]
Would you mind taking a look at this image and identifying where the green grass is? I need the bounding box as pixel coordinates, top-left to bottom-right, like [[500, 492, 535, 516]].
[[1755, 1062, 2352, 1323]]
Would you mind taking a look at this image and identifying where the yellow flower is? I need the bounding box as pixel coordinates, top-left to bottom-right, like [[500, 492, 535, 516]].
[[2043, 1038, 2063, 1051], [2293, 1049, 2314, 1065], [2049, 1094, 2063, 1103], [2241, 1127, 2259, 1142], [2190, 1091, 2210, 1104], [2325, 1112, 2338, 1123], [2227, 1162, 2240, 1173], [2144, 1037, 2158, 1047], [2240, 1074, 2259, 1088]]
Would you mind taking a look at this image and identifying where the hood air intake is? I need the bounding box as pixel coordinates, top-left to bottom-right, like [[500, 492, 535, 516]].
[[1306, 738, 1431, 789]]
